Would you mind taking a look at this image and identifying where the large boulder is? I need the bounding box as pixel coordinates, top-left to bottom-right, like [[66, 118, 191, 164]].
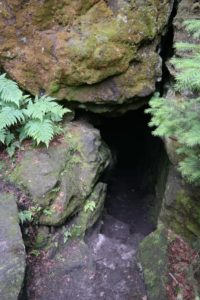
[[10, 121, 111, 227], [0, 193, 26, 300], [0, 0, 173, 112]]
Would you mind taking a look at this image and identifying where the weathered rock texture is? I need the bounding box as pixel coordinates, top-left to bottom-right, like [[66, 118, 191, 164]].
[[162, 0, 200, 243], [0, 0, 173, 112], [0, 193, 26, 300], [139, 226, 169, 300], [160, 166, 200, 241], [26, 239, 93, 300], [139, 1, 200, 298], [10, 121, 110, 228]]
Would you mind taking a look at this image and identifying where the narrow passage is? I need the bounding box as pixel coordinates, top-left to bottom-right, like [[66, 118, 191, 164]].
[[86, 108, 165, 299]]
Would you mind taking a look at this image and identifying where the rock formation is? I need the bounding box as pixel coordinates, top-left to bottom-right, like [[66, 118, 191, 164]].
[[0, 193, 25, 300], [0, 0, 173, 112], [1, 0, 200, 299]]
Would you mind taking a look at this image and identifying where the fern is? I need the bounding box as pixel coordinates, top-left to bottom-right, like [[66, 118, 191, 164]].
[[18, 210, 32, 224], [0, 107, 25, 129], [175, 42, 200, 52], [183, 19, 200, 39], [0, 74, 71, 155], [25, 95, 69, 121], [0, 74, 23, 107], [146, 19, 200, 185], [23, 119, 55, 147]]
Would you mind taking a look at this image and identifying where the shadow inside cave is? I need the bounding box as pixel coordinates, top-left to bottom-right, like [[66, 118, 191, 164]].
[[77, 107, 168, 299], [98, 107, 166, 238]]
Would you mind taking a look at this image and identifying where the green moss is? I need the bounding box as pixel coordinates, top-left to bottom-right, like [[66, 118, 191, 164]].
[[34, 231, 49, 249], [138, 226, 168, 300], [9, 163, 27, 190], [49, 82, 60, 94], [176, 191, 193, 209], [162, 188, 200, 242], [186, 222, 200, 237], [70, 225, 83, 238]]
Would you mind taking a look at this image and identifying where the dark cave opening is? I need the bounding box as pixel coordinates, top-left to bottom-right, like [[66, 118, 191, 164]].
[[78, 107, 169, 299], [94, 107, 167, 237]]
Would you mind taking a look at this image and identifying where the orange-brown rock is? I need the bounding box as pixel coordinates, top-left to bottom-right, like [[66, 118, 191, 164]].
[[0, 0, 173, 111]]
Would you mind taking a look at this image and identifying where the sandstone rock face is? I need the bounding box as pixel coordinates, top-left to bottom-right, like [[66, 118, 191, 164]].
[[0, 193, 26, 300], [10, 121, 111, 227], [161, 0, 200, 242], [140, 1, 200, 296], [159, 166, 200, 241], [138, 226, 169, 300], [0, 0, 173, 111]]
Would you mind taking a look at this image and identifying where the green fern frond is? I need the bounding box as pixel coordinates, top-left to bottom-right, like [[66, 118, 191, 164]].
[[179, 125, 200, 146], [184, 19, 200, 38], [18, 127, 28, 143], [179, 154, 200, 183], [25, 95, 69, 121], [175, 42, 200, 52], [0, 74, 23, 107], [171, 56, 200, 69], [4, 132, 15, 146], [0, 107, 25, 130], [147, 19, 200, 184], [0, 73, 71, 151], [175, 70, 200, 91], [23, 119, 54, 147], [0, 129, 6, 143]]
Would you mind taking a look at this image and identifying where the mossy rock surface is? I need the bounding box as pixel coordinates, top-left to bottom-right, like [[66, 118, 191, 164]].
[[159, 166, 200, 243], [138, 226, 169, 300], [69, 182, 107, 238], [0, 193, 26, 300], [0, 0, 172, 111], [161, 0, 200, 246], [10, 121, 111, 227]]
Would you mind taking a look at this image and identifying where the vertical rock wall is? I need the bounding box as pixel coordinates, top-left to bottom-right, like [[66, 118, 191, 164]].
[[139, 2, 200, 299]]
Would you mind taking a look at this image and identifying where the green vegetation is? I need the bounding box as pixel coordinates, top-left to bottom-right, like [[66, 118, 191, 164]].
[[18, 210, 32, 224], [18, 205, 53, 225], [63, 229, 72, 244], [0, 74, 70, 155], [146, 20, 200, 185], [84, 200, 96, 212]]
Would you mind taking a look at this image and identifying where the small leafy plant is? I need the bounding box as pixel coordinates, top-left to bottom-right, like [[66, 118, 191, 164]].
[[18, 210, 33, 224], [146, 19, 200, 184], [43, 208, 53, 216], [63, 229, 72, 243], [18, 205, 53, 225], [0, 74, 70, 155], [84, 200, 96, 212], [29, 249, 40, 257]]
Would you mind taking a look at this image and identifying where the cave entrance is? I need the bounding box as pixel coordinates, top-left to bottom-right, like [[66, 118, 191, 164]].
[[77, 107, 168, 298], [97, 107, 167, 238]]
